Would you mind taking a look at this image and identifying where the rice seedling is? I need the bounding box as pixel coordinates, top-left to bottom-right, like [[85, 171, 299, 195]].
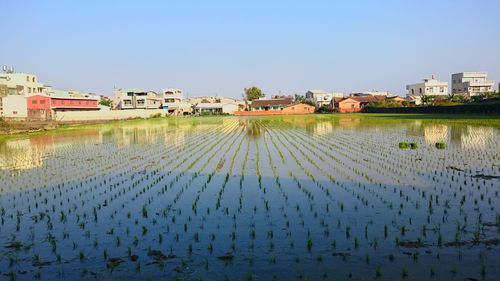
[[0, 116, 497, 280]]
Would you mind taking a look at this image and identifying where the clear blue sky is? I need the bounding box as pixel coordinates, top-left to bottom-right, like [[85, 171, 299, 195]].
[[2, 0, 499, 97]]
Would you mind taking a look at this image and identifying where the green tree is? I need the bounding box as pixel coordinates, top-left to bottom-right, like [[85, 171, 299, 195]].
[[99, 97, 113, 107], [244, 86, 264, 101], [201, 98, 210, 103]]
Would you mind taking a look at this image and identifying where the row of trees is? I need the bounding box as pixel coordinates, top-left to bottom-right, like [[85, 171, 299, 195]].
[[243, 86, 315, 106]]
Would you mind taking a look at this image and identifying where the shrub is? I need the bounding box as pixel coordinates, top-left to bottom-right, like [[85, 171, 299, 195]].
[[435, 142, 446, 149], [398, 142, 409, 149], [149, 113, 162, 118], [409, 143, 417, 149], [0, 117, 10, 128]]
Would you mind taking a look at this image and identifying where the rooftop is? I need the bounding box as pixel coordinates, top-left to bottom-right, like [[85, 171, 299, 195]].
[[251, 98, 293, 107]]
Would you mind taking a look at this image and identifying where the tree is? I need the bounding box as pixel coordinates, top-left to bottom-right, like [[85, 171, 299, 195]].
[[316, 104, 330, 113], [99, 97, 113, 107], [244, 86, 264, 101], [201, 98, 210, 103], [302, 99, 316, 107]]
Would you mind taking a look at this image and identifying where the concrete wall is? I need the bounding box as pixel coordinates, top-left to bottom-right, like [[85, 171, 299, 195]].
[[3, 95, 27, 118], [54, 109, 167, 121]]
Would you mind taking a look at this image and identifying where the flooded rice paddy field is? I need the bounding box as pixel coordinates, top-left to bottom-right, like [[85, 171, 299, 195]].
[[0, 115, 499, 281]]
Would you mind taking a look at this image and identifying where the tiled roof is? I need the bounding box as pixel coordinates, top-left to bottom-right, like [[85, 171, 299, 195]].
[[250, 98, 293, 107]]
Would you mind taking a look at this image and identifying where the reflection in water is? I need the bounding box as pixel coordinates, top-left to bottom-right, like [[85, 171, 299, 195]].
[[460, 126, 494, 149], [0, 116, 498, 171], [423, 124, 450, 144], [240, 119, 262, 139]]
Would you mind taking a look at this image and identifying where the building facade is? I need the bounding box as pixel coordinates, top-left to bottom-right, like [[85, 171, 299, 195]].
[[114, 88, 162, 110], [1, 95, 27, 118], [27, 95, 99, 120], [331, 96, 386, 113], [249, 98, 293, 111], [406, 76, 448, 105], [0, 72, 46, 96], [305, 90, 344, 107], [162, 88, 183, 108], [451, 72, 495, 96], [194, 103, 239, 115]]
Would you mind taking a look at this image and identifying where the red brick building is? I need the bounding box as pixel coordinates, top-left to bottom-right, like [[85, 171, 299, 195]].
[[27, 95, 99, 120]]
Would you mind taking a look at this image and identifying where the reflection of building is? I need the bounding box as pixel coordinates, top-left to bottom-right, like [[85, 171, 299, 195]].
[[313, 121, 334, 136], [0, 139, 50, 170], [460, 126, 494, 149], [423, 124, 449, 144], [452, 72, 495, 96]]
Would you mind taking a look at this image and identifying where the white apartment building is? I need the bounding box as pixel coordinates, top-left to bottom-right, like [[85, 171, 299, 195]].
[[113, 88, 162, 110], [0, 68, 48, 116], [451, 72, 495, 96], [0, 71, 47, 96], [305, 90, 344, 107], [162, 88, 183, 108], [406, 76, 448, 96]]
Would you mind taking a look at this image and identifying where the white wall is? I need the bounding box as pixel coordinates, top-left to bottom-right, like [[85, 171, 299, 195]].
[[2, 95, 27, 118], [222, 104, 239, 114], [54, 109, 167, 121]]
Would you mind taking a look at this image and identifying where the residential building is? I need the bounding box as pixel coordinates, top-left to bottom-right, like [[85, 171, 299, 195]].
[[2, 95, 27, 118], [162, 88, 183, 108], [27, 94, 99, 120], [363, 91, 391, 97], [406, 76, 448, 105], [452, 72, 495, 96], [113, 88, 162, 110], [249, 98, 293, 111], [194, 103, 239, 115], [282, 103, 315, 114], [160, 88, 193, 115], [0, 71, 46, 96], [0, 69, 48, 116], [331, 96, 386, 113], [305, 90, 344, 107], [236, 102, 314, 116]]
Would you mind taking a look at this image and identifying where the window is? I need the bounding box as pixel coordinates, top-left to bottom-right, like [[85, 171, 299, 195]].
[[32, 77, 35, 82], [32, 100, 37, 104], [40, 100, 45, 104], [13, 111, 17, 115], [26, 76, 30, 82], [124, 100, 132, 105]]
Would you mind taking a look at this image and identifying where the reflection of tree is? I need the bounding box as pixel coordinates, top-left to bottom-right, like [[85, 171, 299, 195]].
[[240, 120, 262, 139]]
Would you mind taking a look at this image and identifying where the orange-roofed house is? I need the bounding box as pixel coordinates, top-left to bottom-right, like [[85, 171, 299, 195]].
[[331, 96, 386, 113]]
